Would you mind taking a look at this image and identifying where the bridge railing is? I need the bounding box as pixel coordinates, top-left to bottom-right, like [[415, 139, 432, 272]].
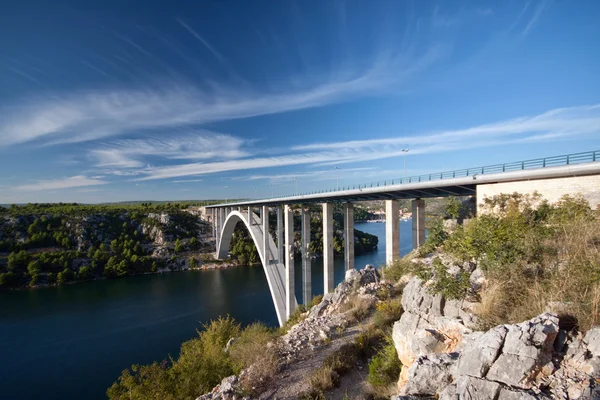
[[266, 150, 600, 199]]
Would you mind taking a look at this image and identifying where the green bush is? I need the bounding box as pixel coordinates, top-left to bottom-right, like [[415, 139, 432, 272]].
[[429, 257, 470, 300], [373, 298, 403, 329], [417, 217, 448, 256], [444, 196, 463, 220], [367, 337, 401, 389], [108, 317, 279, 400]]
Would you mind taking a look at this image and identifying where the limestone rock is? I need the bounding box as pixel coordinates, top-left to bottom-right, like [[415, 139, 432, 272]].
[[400, 353, 459, 396], [195, 375, 243, 400], [469, 267, 486, 292], [438, 376, 502, 400], [486, 313, 559, 389], [455, 325, 507, 378]]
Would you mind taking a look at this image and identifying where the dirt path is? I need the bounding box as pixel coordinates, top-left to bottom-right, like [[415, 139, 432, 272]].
[[258, 324, 367, 399]]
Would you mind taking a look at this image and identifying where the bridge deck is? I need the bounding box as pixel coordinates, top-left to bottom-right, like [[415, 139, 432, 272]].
[[207, 156, 600, 208]]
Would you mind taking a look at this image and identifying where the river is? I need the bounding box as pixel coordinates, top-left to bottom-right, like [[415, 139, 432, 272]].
[[0, 221, 414, 400]]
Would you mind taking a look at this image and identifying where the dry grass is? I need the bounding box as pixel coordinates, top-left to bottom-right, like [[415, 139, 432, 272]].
[[229, 323, 279, 395], [474, 206, 600, 332], [339, 295, 374, 322], [310, 364, 338, 392]]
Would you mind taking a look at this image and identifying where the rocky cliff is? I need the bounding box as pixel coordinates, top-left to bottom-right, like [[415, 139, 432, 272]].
[[392, 276, 600, 399], [196, 265, 600, 400]]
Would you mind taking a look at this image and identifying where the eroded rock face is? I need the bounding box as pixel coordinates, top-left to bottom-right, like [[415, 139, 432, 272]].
[[283, 265, 387, 359], [195, 375, 246, 400], [392, 277, 600, 400]]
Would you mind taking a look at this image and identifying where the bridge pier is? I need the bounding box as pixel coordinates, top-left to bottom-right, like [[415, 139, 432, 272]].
[[262, 205, 269, 267], [344, 202, 354, 272], [277, 206, 284, 265], [301, 207, 311, 305], [386, 200, 400, 265], [412, 199, 426, 249], [322, 202, 334, 294], [284, 205, 295, 319]]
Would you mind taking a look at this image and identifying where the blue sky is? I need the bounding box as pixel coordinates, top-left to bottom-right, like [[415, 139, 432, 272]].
[[1, 0, 599, 203]]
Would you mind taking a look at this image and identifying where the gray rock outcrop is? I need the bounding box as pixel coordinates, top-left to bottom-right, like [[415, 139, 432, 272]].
[[392, 276, 600, 400]]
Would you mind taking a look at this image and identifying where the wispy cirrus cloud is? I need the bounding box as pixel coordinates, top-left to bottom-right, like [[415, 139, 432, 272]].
[[294, 104, 600, 151], [0, 43, 445, 147], [13, 175, 108, 192], [124, 104, 600, 181], [90, 132, 250, 169], [244, 167, 376, 182]]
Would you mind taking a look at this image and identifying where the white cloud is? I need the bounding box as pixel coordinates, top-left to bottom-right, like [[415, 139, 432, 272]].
[[293, 105, 600, 151], [245, 167, 376, 182], [13, 176, 108, 191], [170, 179, 204, 183], [90, 132, 250, 169], [0, 43, 444, 147], [132, 104, 600, 181]]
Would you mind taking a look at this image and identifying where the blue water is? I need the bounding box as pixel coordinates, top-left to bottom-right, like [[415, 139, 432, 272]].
[[0, 221, 413, 400]]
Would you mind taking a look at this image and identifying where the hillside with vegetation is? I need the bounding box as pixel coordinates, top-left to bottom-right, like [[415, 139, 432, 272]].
[[0, 202, 380, 290], [0, 203, 213, 289]]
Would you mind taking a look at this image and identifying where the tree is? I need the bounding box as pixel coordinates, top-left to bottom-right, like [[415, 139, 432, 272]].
[[174, 239, 183, 253], [444, 196, 463, 220], [8, 250, 29, 273], [189, 237, 198, 250], [110, 239, 120, 253], [27, 260, 41, 276], [189, 257, 197, 269], [105, 256, 119, 278], [0, 272, 17, 287], [78, 266, 92, 281], [57, 268, 73, 284]]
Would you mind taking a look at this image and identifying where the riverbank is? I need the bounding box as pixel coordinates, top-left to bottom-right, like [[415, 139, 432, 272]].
[[0, 221, 409, 400]]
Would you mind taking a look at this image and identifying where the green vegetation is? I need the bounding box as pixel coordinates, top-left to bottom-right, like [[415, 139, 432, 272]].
[[367, 337, 401, 390], [107, 316, 277, 400], [416, 193, 599, 331], [0, 203, 204, 289]]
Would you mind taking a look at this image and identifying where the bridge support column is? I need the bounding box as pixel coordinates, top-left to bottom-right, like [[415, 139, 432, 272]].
[[344, 202, 354, 272], [323, 203, 334, 294], [262, 206, 269, 267], [277, 206, 284, 264], [301, 207, 311, 305], [284, 205, 295, 319], [247, 207, 252, 225], [385, 200, 400, 265], [211, 209, 216, 239], [412, 199, 426, 248]]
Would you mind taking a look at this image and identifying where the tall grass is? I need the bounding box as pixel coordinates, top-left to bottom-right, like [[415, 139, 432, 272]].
[[445, 193, 600, 331]]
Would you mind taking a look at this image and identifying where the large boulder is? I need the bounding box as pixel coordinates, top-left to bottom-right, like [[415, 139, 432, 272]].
[[400, 353, 459, 396], [485, 313, 558, 389]]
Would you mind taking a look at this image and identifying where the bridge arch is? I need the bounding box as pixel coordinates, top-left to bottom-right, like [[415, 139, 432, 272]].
[[216, 210, 292, 326]]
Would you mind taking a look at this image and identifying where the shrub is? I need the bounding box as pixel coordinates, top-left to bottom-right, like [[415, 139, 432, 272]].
[[441, 193, 600, 331], [373, 298, 403, 329], [108, 316, 241, 400], [417, 217, 448, 256], [229, 323, 278, 395], [310, 364, 338, 392], [444, 196, 463, 220], [309, 294, 324, 308], [367, 336, 401, 390], [170, 316, 240, 397], [428, 257, 471, 300]]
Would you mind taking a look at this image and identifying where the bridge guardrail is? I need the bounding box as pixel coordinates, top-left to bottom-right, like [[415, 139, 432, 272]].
[[257, 150, 600, 200]]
